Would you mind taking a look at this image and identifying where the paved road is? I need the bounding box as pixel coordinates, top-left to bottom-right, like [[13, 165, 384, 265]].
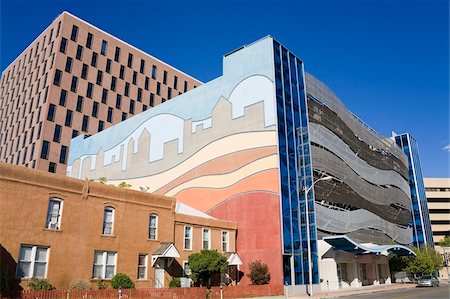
[[338, 285, 449, 299]]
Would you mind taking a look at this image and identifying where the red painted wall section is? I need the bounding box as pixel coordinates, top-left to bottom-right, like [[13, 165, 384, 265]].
[[208, 192, 283, 286]]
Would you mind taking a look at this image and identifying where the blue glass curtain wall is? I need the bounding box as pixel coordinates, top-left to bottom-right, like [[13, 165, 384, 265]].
[[395, 134, 434, 247], [273, 40, 318, 285]]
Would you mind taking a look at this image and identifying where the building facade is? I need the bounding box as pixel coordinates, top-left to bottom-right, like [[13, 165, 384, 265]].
[[0, 163, 237, 292], [423, 178, 450, 244], [67, 37, 415, 290], [0, 11, 200, 175], [393, 133, 434, 247]]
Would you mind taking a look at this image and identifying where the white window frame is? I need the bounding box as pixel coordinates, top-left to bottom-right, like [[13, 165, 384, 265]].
[[202, 228, 211, 250], [46, 198, 63, 230], [137, 254, 148, 280], [102, 207, 114, 235], [222, 231, 229, 252], [184, 226, 193, 250], [92, 250, 117, 279], [149, 214, 158, 240], [16, 245, 49, 278], [183, 261, 191, 277]]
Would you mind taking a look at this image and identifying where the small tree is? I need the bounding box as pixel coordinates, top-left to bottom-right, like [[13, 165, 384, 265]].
[[110, 273, 135, 289], [70, 279, 90, 290], [27, 277, 53, 290], [247, 260, 271, 285], [118, 182, 132, 188], [188, 250, 228, 286], [169, 277, 181, 288], [405, 245, 443, 276], [98, 177, 107, 184], [438, 236, 450, 247]]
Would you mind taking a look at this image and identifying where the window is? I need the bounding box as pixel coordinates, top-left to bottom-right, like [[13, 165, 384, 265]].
[[65, 57, 73, 73], [102, 207, 114, 235], [151, 65, 157, 79], [41, 140, 50, 160], [65, 110, 73, 127], [184, 226, 192, 250], [202, 228, 210, 250], [119, 65, 125, 79], [81, 64, 88, 79], [121, 112, 127, 121], [174, 76, 178, 90], [70, 76, 78, 92], [124, 82, 130, 96], [86, 83, 94, 98], [53, 124, 62, 142], [222, 231, 229, 252], [72, 130, 79, 138], [98, 120, 104, 132], [149, 214, 158, 240], [96, 70, 103, 85], [53, 69, 62, 86], [116, 94, 122, 109], [76, 45, 83, 60], [93, 251, 116, 279], [149, 93, 154, 106], [92, 102, 99, 117], [132, 71, 137, 85], [59, 38, 67, 53], [48, 162, 56, 173], [91, 52, 98, 67], [114, 47, 120, 62], [71, 25, 78, 41], [183, 261, 191, 277], [168, 87, 172, 99], [184, 81, 188, 92], [102, 88, 108, 104], [129, 100, 135, 114], [111, 77, 116, 91], [144, 77, 149, 90], [106, 59, 112, 73], [107, 107, 113, 122], [137, 254, 148, 280], [76, 96, 83, 112], [143, 105, 147, 111], [127, 53, 133, 68], [47, 104, 56, 121], [140, 59, 145, 73], [86, 33, 93, 49], [60, 145, 68, 164], [101, 40, 107, 55], [82, 115, 89, 132], [156, 83, 161, 95], [59, 89, 67, 106], [137, 88, 142, 102], [46, 198, 63, 229], [16, 245, 49, 278], [163, 71, 167, 84]]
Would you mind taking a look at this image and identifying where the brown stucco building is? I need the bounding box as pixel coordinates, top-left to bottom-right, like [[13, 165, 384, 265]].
[[0, 11, 201, 175], [0, 163, 237, 292]]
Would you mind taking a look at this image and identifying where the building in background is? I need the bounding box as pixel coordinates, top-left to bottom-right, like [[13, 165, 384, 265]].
[[0, 163, 238, 292], [0, 11, 200, 175], [424, 178, 450, 244], [393, 133, 434, 247], [67, 36, 415, 292]]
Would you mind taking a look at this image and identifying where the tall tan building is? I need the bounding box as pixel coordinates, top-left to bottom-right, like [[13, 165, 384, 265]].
[[0, 11, 201, 175], [423, 178, 450, 244]]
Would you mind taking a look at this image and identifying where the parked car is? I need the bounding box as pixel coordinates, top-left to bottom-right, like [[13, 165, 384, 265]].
[[417, 275, 440, 287]]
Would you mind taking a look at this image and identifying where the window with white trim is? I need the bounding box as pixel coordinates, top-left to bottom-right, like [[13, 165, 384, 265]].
[[137, 254, 148, 280], [16, 245, 49, 278], [46, 198, 62, 229], [92, 250, 116, 279], [183, 261, 191, 277], [102, 207, 114, 235], [222, 231, 229, 252], [184, 226, 192, 250], [202, 228, 210, 250], [149, 214, 158, 240]]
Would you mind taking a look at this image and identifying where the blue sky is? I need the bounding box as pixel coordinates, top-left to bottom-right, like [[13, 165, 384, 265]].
[[1, 0, 449, 177]]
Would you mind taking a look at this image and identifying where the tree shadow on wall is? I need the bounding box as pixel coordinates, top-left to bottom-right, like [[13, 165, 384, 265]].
[[1, 244, 23, 297]]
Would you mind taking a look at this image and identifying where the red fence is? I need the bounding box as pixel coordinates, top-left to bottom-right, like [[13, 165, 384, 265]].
[[210, 285, 284, 298], [17, 285, 284, 299]]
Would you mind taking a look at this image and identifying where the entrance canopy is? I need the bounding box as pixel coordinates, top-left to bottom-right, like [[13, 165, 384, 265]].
[[224, 252, 243, 266], [151, 242, 180, 266], [323, 235, 416, 256]]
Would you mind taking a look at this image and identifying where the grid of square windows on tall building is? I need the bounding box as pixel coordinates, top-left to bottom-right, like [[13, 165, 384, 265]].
[[0, 11, 201, 175]]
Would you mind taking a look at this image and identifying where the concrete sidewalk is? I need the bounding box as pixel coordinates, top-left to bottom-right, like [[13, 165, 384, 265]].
[[237, 283, 418, 299]]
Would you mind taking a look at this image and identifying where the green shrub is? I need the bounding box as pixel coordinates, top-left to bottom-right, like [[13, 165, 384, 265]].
[[169, 277, 181, 288], [110, 273, 135, 289], [70, 279, 90, 290], [247, 260, 271, 285], [95, 279, 109, 289], [27, 277, 53, 290]]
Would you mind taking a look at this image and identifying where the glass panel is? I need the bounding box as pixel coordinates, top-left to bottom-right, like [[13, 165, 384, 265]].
[[19, 246, 32, 261], [138, 255, 146, 266], [34, 262, 46, 277], [105, 266, 115, 278], [35, 247, 47, 262], [94, 251, 103, 264], [18, 262, 30, 277], [138, 267, 146, 279], [93, 265, 103, 278], [106, 252, 116, 265]]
